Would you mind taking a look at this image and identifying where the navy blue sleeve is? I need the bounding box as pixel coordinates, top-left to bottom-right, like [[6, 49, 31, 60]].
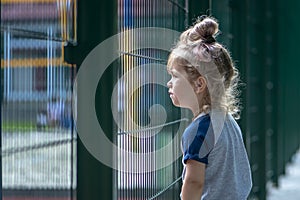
[[182, 115, 211, 165]]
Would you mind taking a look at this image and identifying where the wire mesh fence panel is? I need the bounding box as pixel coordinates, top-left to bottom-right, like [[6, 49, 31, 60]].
[[1, 0, 77, 199], [116, 0, 188, 199]]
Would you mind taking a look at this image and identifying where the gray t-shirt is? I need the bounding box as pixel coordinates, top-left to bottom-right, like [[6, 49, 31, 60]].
[[181, 112, 252, 200]]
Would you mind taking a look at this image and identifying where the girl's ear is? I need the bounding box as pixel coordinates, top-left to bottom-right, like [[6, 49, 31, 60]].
[[194, 76, 207, 93]]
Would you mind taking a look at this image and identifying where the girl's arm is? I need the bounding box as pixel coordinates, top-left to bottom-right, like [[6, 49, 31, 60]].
[[181, 159, 206, 200]]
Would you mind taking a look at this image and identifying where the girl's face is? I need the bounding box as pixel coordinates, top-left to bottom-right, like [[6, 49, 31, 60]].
[[167, 64, 198, 110]]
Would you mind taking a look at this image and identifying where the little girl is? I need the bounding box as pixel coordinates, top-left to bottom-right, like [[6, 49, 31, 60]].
[[167, 16, 252, 200]]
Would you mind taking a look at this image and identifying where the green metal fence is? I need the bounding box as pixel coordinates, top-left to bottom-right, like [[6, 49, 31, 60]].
[[65, 0, 190, 199], [2, 0, 300, 200], [211, 0, 300, 199]]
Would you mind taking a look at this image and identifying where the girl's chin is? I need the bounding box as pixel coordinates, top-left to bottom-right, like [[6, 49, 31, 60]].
[[170, 96, 184, 107], [170, 99, 180, 107], [171, 99, 189, 109]]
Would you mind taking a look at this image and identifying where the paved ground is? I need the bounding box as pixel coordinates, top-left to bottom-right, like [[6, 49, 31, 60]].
[[267, 150, 300, 200], [2, 131, 76, 189]]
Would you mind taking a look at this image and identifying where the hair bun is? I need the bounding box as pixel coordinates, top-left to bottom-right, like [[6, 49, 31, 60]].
[[188, 16, 219, 43]]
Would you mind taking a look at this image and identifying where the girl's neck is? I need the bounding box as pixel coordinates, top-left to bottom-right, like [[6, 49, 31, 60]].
[[192, 105, 211, 121], [192, 109, 205, 121], [193, 112, 206, 121]]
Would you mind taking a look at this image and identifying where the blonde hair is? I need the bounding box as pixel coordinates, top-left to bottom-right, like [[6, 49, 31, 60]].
[[167, 16, 241, 119]]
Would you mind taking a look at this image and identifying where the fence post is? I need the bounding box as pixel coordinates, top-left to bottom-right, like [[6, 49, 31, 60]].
[[64, 0, 117, 199], [264, 0, 279, 187]]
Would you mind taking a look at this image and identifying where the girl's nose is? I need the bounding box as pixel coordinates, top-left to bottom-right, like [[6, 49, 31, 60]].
[[167, 80, 172, 88]]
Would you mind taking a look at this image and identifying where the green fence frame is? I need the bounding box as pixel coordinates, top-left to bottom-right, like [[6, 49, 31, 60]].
[[65, 0, 117, 199]]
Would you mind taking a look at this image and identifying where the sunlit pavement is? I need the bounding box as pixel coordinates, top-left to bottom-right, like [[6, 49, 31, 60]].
[[267, 149, 300, 200]]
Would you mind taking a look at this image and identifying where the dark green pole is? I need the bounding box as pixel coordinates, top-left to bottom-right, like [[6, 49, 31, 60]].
[[64, 0, 117, 199], [264, 0, 279, 187], [230, 0, 248, 140], [245, 0, 266, 199]]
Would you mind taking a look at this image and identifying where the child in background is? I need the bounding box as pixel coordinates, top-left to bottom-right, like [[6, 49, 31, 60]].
[[167, 16, 252, 199]]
